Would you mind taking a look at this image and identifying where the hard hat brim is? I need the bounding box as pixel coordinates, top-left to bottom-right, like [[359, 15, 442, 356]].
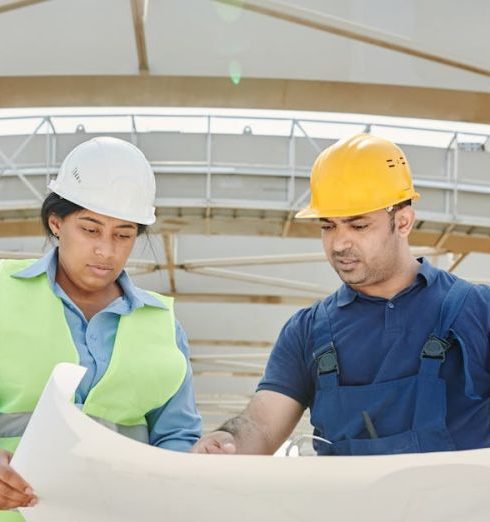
[[48, 182, 156, 225], [294, 207, 319, 219], [295, 191, 420, 220]]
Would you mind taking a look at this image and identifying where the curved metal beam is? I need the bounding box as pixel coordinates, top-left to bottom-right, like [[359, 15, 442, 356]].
[[1, 76, 489, 123], [0, 0, 50, 15]]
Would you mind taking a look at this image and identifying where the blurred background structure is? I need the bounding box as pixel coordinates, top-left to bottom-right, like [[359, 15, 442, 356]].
[[0, 0, 489, 433]]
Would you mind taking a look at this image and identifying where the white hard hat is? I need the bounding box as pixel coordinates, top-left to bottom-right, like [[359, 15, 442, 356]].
[[48, 137, 156, 225]]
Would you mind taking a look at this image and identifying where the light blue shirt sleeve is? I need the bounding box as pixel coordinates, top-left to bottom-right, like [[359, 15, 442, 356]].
[[146, 320, 202, 451]]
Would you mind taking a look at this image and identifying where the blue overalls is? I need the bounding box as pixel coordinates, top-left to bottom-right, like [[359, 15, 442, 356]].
[[310, 279, 472, 455]]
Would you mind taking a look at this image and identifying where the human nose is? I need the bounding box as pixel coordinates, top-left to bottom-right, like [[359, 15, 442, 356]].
[[93, 236, 115, 258], [330, 228, 353, 254]]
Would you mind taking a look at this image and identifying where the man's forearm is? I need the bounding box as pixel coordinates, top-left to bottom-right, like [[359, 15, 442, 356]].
[[218, 414, 275, 454]]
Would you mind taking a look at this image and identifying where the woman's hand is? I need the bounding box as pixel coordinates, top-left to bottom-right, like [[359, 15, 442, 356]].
[[0, 449, 37, 510]]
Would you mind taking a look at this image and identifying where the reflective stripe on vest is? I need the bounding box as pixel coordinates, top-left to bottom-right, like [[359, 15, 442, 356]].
[[89, 416, 150, 444], [0, 258, 187, 451], [0, 412, 30, 438], [0, 412, 149, 444]]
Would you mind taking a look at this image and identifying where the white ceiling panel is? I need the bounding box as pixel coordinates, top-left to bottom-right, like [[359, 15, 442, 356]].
[[289, 0, 490, 65], [0, 0, 138, 75], [146, 0, 490, 92]]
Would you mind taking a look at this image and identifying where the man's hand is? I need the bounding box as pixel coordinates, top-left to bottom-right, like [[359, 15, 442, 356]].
[[0, 449, 37, 510], [190, 431, 237, 454], [191, 391, 305, 455]]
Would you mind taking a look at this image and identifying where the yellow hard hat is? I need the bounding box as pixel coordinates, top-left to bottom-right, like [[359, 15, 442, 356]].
[[296, 133, 420, 218]]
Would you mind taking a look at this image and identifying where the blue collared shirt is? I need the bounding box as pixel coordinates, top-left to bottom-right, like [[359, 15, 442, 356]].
[[14, 249, 201, 451], [258, 258, 490, 450]]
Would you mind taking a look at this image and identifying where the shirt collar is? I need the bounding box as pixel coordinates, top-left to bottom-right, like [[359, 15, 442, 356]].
[[336, 283, 357, 307], [415, 257, 437, 287], [12, 248, 57, 285], [335, 257, 435, 308], [116, 270, 167, 310], [12, 248, 166, 311]]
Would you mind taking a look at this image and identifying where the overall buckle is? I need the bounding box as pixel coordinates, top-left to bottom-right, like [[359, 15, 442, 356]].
[[314, 343, 339, 375], [420, 335, 452, 362]]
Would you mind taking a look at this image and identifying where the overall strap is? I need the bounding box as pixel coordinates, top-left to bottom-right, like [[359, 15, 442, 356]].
[[419, 278, 473, 376], [311, 296, 339, 389]]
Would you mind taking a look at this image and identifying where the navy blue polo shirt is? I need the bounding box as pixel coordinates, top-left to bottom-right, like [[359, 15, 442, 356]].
[[258, 258, 490, 450]]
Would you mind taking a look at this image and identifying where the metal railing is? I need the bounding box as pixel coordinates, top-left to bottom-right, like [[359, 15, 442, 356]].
[[0, 111, 489, 225]]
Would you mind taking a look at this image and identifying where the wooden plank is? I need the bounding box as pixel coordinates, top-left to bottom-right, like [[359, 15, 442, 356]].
[[0, 219, 43, 237], [162, 232, 177, 293]]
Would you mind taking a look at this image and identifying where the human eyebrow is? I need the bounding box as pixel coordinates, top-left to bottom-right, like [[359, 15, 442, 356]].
[[78, 217, 104, 226], [320, 216, 368, 225], [114, 224, 137, 230], [77, 217, 136, 230], [341, 215, 369, 224]]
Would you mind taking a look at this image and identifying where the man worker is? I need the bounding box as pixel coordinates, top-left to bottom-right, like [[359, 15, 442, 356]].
[[192, 133, 490, 456]]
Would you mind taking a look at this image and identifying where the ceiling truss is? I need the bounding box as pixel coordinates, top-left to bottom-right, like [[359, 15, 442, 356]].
[[0, 0, 49, 15]]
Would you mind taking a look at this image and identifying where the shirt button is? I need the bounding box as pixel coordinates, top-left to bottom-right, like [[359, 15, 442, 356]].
[[387, 302, 395, 309], [89, 334, 97, 341]]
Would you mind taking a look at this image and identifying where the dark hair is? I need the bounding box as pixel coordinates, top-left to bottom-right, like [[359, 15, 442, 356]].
[[41, 193, 147, 237], [388, 199, 412, 232]]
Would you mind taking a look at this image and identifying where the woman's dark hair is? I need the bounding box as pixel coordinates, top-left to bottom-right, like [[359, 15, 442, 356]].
[[41, 193, 147, 237]]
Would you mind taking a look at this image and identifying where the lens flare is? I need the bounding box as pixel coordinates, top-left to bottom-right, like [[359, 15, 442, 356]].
[[229, 60, 242, 85]]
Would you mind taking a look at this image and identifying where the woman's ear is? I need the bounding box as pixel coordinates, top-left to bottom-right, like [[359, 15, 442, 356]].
[[47, 213, 62, 238]]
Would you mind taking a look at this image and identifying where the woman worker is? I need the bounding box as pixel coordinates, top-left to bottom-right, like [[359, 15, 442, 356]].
[[0, 137, 201, 516]]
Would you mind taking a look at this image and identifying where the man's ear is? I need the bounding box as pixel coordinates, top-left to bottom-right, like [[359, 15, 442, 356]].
[[395, 206, 415, 238]]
